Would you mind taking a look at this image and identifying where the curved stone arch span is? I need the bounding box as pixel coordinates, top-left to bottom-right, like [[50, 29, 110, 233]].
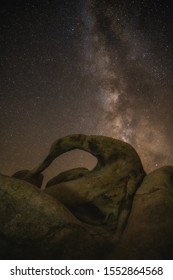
[[12, 134, 145, 238]]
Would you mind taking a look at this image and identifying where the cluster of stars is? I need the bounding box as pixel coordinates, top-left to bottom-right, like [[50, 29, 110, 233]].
[[0, 0, 172, 182]]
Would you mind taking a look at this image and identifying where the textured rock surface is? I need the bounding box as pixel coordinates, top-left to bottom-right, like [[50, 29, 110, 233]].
[[31, 134, 145, 237], [2, 135, 173, 259], [115, 166, 173, 259], [0, 173, 102, 259], [12, 170, 44, 188], [46, 168, 90, 188]]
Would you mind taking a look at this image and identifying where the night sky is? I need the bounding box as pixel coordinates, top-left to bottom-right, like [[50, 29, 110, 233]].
[[0, 0, 173, 185]]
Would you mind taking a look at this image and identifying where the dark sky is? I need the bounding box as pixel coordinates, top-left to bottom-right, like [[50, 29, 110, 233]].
[[0, 0, 173, 185]]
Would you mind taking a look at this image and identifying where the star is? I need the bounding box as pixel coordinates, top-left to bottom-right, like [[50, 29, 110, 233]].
[[0, 0, 172, 182]]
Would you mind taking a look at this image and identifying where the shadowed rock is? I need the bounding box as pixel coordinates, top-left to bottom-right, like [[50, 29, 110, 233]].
[[1, 134, 173, 259], [46, 168, 90, 188], [0, 173, 102, 259], [12, 170, 44, 188], [29, 134, 145, 238], [114, 166, 173, 259]]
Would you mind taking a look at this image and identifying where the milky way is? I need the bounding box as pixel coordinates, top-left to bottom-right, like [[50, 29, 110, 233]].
[[83, 0, 173, 171], [0, 0, 172, 184]]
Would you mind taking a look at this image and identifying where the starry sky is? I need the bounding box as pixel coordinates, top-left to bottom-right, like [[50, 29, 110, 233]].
[[0, 0, 173, 185]]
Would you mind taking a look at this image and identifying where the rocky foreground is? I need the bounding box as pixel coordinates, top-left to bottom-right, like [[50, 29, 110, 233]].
[[0, 134, 173, 259]]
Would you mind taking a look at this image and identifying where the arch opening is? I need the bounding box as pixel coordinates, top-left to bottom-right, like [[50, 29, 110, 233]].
[[42, 149, 97, 188]]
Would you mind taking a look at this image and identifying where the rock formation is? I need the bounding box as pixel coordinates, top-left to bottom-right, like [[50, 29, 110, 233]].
[[12, 170, 44, 188], [0, 173, 104, 259], [1, 134, 173, 259], [30, 134, 145, 238], [46, 167, 90, 188], [115, 166, 173, 259]]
